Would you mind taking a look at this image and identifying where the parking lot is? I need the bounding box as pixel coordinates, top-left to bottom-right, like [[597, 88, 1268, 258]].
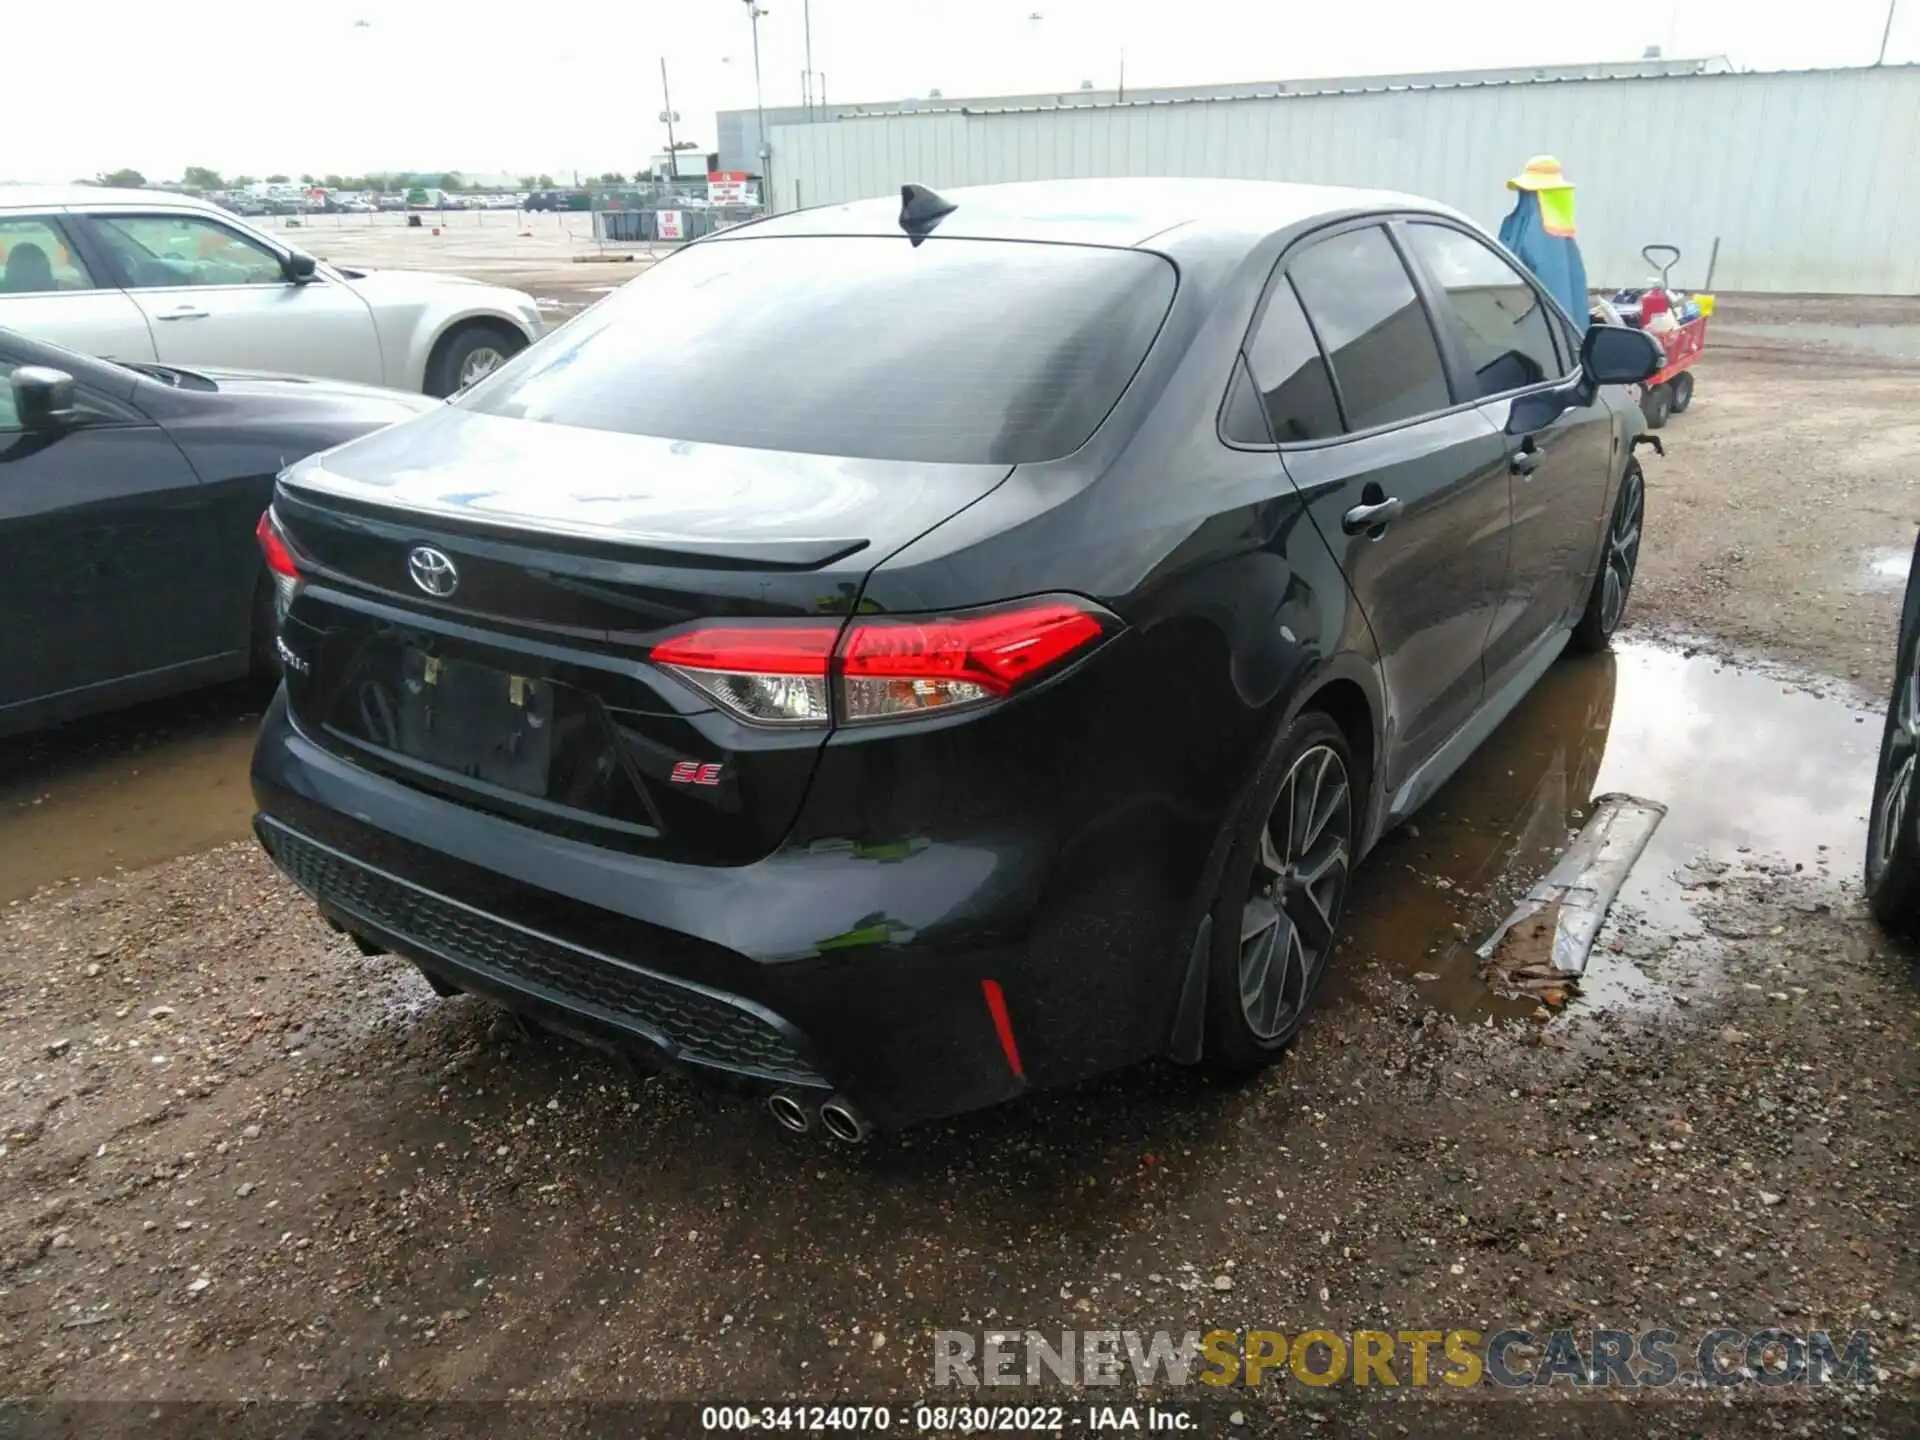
[[3, 233, 1918, 1432], [259, 210, 661, 323]]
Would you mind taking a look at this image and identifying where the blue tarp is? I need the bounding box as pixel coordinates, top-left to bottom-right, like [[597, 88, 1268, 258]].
[[1499, 192, 1590, 335]]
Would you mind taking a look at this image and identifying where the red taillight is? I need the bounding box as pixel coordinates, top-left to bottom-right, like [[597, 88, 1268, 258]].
[[648, 625, 837, 676], [256, 510, 299, 579], [649, 624, 838, 726], [650, 599, 1110, 728], [256, 509, 302, 618], [838, 603, 1106, 722]]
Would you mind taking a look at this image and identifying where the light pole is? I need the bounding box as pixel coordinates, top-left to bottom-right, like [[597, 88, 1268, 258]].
[[1878, 0, 1899, 64], [659, 58, 682, 186], [802, 0, 816, 117], [743, 0, 772, 205]]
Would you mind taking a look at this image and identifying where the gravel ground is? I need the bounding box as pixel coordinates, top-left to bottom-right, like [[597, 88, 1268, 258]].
[[1632, 342, 1919, 703], [3, 302, 1919, 1437]]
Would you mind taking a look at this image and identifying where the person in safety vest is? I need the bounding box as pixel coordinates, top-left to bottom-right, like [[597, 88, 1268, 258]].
[[1498, 154, 1589, 335]]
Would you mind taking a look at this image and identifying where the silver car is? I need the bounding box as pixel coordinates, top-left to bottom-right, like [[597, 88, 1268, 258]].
[[0, 188, 543, 395]]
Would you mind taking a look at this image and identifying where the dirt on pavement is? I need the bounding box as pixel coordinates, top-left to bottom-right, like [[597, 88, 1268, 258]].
[[2, 300, 1919, 1437], [1631, 306, 1920, 700]]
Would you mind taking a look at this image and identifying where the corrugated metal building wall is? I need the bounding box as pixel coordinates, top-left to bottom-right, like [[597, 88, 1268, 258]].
[[770, 66, 1920, 294]]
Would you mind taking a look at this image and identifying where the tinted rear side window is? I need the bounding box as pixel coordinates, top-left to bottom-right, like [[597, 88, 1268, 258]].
[[1241, 276, 1342, 443], [1403, 222, 1564, 398], [463, 235, 1176, 465], [1288, 227, 1451, 432]]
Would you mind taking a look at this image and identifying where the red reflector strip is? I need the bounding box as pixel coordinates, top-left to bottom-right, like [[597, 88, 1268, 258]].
[[980, 978, 1026, 1081], [256, 510, 299, 578]]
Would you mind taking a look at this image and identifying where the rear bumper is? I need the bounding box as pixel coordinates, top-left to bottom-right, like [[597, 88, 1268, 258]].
[[250, 692, 1185, 1128]]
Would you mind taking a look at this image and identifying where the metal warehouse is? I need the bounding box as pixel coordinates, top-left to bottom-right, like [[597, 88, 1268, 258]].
[[758, 63, 1920, 294]]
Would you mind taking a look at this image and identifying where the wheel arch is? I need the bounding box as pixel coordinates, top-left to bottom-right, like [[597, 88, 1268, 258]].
[[1165, 652, 1385, 1065], [409, 307, 535, 392]]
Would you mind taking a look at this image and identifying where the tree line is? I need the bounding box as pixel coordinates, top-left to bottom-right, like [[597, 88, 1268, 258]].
[[88, 154, 710, 193]]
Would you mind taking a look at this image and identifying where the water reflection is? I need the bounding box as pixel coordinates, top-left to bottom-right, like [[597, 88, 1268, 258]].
[[1339, 642, 1875, 1016]]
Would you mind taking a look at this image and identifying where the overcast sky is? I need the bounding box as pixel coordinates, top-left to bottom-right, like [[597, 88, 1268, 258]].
[[9, 0, 1913, 184]]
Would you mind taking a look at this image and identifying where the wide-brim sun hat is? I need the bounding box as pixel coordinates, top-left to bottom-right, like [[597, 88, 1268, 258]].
[[1509, 154, 1573, 191]]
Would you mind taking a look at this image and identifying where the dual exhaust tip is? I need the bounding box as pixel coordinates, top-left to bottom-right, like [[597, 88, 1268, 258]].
[[769, 1089, 871, 1143]]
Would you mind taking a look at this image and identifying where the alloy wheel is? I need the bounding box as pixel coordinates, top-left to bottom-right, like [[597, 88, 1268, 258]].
[[1239, 744, 1352, 1041], [1874, 640, 1920, 873], [458, 346, 506, 388], [1600, 468, 1645, 634]]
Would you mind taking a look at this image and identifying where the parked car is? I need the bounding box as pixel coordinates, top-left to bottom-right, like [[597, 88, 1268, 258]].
[[249, 178, 1663, 1138], [0, 329, 435, 739], [0, 189, 544, 396], [1867, 530, 1920, 931]]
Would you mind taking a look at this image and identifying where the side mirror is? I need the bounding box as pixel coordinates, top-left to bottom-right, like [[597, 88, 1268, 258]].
[[283, 252, 317, 283], [1581, 324, 1664, 386], [12, 366, 79, 430]]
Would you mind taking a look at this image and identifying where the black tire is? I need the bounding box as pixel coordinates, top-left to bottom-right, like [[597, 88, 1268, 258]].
[[426, 322, 527, 398], [1202, 710, 1357, 1075], [1669, 371, 1694, 413], [1571, 461, 1644, 653], [1867, 626, 1920, 933], [1641, 382, 1673, 429]]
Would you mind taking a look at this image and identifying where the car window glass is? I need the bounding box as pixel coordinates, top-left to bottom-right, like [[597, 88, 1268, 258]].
[[1220, 356, 1273, 445], [0, 217, 95, 293], [464, 235, 1177, 466], [1405, 223, 1565, 398], [1288, 227, 1451, 431], [95, 214, 286, 289], [1554, 310, 1581, 372], [1241, 276, 1343, 443]]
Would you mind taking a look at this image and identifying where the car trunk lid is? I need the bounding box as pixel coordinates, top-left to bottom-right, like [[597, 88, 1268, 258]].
[[270, 406, 1013, 865]]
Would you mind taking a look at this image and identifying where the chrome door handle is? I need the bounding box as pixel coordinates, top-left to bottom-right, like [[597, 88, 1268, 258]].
[[156, 308, 210, 321], [1341, 497, 1403, 535]]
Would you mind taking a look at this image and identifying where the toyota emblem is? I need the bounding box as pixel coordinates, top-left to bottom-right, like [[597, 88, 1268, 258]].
[[407, 545, 459, 598]]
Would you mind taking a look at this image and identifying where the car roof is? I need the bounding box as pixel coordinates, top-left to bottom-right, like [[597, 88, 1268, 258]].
[[0, 186, 218, 212], [723, 177, 1468, 254]]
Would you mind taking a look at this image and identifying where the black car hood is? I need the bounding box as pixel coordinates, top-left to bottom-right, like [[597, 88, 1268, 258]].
[[136, 370, 439, 484], [278, 405, 1016, 569], [147, 365, 431, 406]]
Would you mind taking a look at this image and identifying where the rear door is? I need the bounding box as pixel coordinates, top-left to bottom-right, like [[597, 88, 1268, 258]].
[[1397, 220, 1612, 691], [0, 213, 156, 362], [0, 351, 219, 723], [80, 210, 385, 384], [1247, 222, 1511, 796]]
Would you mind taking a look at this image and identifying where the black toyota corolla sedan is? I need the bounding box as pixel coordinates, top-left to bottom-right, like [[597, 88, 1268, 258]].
[[0, 329, 434, 739], [250, 179, 1663, 1137]]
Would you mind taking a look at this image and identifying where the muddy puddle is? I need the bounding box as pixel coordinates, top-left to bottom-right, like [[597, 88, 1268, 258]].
[[0, 684, 267, 904], [1340, 641, 1878, 1020], [1865, 546, 1912, 589]]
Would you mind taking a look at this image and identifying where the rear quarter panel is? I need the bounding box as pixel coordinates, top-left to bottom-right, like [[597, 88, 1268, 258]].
[[811, 227, 1385, 1082], [340, 272, 541, 389]]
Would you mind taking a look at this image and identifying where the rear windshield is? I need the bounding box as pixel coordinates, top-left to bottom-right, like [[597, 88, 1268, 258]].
[[461, 235, 1176, 465]]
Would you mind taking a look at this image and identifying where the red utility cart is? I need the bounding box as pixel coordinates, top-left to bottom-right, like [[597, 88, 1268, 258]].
[[1605, 244, 1712, 429]]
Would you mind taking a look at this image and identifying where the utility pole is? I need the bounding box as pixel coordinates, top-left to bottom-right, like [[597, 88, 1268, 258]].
[[659, 57, 681, 182], [744, 0, 772, 204], [1878, 0, 1899, 64], [803, 0, 817, 117]]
